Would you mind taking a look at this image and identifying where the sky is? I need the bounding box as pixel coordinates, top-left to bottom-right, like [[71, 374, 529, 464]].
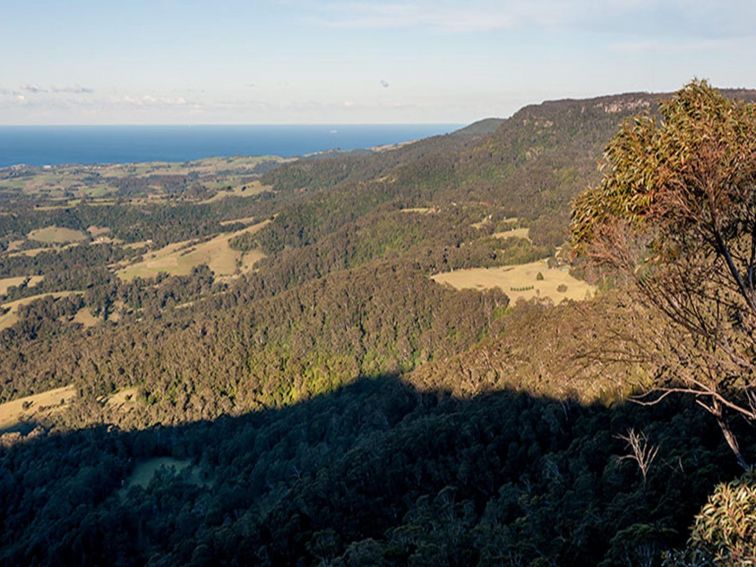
[[0, 0, 754, 125]]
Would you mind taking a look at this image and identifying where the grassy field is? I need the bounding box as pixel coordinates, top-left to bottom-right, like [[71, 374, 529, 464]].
[[0, 291, 81, 330], [220, 215, 258, 226], [201, 181, 271, 203], [28, 226, 88, 244], [87, 225, 111, 237], [105, 387, 139, 411], [432, 260, 596, 304], [122, 240, 152, 250], [117, 220, 270, 281], [0, 385, 76, 432], [472, 215, 520, 230], [0, 156, 287, 202], [0, 170, 82, 196], [124, 458, 190, 489], [99, 155, 287, 178], [119, 457, 202, 494], [80, 185, 114, 198], [493, 227, 530, 240], [32, 204, 70, 211], [72, 307, 100, 328], [0, 275, 44, 296], [471, 215, 491, 229], [7, 243, 80, 258], [240, 249, 266, 269], [400, 207, 438, 214]]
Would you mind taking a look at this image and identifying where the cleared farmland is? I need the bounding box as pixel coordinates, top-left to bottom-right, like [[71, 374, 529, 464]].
[[0, 291, 81, 330], [400, 207, 438, 214], [117, 220, 270, 281], [28, 226, 88, 244], [0, 275, 44, 296], [0, 385, 77, 432], [493, 227, 531, 240], [431, 260, 595, 304], [72, 307, 100, 328], [200, 181, 271, 203]]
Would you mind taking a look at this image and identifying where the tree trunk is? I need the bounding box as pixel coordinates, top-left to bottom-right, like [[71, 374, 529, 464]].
[[712, 399, 749, 471]]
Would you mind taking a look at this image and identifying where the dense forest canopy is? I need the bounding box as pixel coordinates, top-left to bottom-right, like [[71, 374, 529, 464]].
[[0, 83, 755, 566]]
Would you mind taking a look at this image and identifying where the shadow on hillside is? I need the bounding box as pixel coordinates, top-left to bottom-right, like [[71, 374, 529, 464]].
[[0, 375, 750, 566], [0, 421, 38, 436]]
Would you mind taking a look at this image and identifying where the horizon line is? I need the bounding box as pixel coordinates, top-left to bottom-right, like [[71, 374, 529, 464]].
[[0, 122, 469, 128]]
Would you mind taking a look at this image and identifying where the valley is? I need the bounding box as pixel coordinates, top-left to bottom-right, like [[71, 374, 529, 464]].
[[0, 84, 754, 566]]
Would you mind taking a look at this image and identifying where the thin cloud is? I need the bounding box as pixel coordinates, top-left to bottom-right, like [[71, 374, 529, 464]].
[[19, 84, 95, 94], [21, 84, 47, 94], [53, 86, 94, 94], [115, 94, 192, 107]]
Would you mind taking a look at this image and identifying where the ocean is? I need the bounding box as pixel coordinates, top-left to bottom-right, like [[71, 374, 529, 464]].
[[0, 124, 460, 167]]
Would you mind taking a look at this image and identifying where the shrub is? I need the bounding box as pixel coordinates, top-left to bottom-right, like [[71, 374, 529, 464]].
[[664, 470, 756, 566]]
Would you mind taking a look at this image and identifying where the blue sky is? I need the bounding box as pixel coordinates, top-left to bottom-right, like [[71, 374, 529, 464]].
[[1, 0, 754, 124]]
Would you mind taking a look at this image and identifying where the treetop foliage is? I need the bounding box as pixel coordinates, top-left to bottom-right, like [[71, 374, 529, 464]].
[[571, 80, 756, 254]]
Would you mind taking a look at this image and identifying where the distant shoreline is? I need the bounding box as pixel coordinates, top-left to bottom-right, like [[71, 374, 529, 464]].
[[0, 124, 461, 168]]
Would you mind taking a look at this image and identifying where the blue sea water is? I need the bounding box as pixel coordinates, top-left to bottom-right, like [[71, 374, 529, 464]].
[[0, 124, 461, 167]]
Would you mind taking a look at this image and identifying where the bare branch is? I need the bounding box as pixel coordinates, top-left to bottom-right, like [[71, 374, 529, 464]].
[[616, 428, 659, 485]]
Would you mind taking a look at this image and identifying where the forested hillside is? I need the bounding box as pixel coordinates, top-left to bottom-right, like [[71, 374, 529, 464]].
[[1, 83, 754, 566]]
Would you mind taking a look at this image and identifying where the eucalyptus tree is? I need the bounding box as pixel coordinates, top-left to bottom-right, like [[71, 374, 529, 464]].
[[571, 80, 756, 468]]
